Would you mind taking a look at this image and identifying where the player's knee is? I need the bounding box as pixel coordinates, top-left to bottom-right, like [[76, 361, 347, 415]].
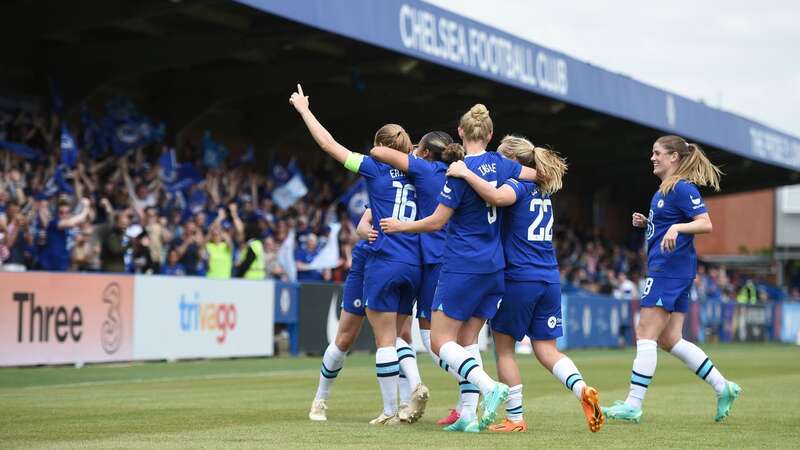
[[495, 345, 514, 358], [657, 333, 681, 351], [335, 332, 356, 352], [635, 323, 658, 340]]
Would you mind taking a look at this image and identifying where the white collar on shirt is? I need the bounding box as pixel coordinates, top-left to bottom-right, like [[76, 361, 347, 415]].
[[464, 151, 486, 158]]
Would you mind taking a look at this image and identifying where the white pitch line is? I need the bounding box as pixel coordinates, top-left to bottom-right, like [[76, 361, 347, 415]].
[[16, 369, 307, 390]]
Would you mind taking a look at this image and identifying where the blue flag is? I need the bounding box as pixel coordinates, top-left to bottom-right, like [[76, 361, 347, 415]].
[[158, 148, 177, 184], [54, 165, 74, 194], [0, 140, 42, 161], [110, 117, 153, 155], [166, 163, 203, 193], [202, 131, 229, 169], [272, 159, 308, 209], [338, 178, 369, 225], [60, 124, 78, 168], [43, 165, 74, 197]]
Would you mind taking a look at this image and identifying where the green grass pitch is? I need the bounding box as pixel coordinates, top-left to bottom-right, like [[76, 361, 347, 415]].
[[1, 344, 799, 449]]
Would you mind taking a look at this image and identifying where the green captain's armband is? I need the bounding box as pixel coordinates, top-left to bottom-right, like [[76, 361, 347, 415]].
[[344, 152, 365, 173]]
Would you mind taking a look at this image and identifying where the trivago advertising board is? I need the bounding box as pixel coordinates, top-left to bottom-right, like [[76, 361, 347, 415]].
[[132, 276, 274, 360], [0, 272, 134, 366]]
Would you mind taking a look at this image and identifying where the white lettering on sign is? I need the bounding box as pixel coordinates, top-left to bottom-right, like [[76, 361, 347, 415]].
[[749, 127, 800, 168], [399, 4, 568, 96]]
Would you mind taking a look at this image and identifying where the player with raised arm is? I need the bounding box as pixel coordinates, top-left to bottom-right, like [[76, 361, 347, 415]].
[[447, 135, 604, 433], [602, 135, 740, 423], [381, 104, 536, 432], [290, 85, 428, 425], [371, 131, 470, 425]]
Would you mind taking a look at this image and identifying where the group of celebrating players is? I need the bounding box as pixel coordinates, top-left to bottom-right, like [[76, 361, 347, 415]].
[[288, 84, 741, 433]]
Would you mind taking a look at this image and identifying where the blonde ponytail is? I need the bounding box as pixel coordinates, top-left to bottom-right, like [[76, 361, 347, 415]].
[[500, 135, 567, 195], [656, 136, 722, 194], [532, 147, 567, 195]]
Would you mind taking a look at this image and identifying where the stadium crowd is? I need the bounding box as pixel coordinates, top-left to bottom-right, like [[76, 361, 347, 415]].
[[0, 101, 797, 302]]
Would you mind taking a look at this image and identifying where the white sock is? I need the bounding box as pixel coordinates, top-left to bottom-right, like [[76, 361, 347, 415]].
[[465, 344, 483, 367], [439, 341, 496, 394], [420, 329, 433, 357], [396, 337, 421, 391], [376, 346, 400, 416], [552, 356, 587, 400], [399, 372, 411, 403], [506, 384, 524, 421], [670, 339, 727, 394], [625, 339, 657, 408], [458, 379, 480, 421], [458, 344, 483, 418], [424, 331, 464, 411], [315, 343, 346, 400]]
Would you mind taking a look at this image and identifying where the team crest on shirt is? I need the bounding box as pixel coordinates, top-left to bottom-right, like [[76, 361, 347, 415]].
[[657, 199, 664, 208]]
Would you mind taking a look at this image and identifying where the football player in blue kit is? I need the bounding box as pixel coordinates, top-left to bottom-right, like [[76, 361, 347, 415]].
[[290, 85, 428, 425], [381, 104, 537, 432], [603, 135, 740, 423], [308, 210, 419, 421], [447, 135, 603, 433], [371, 131, 474, 425]]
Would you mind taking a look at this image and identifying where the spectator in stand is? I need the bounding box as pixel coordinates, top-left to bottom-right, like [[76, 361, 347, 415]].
[[295, 233, 331, 282], [162, 247, 186, 276], [235, 223, 265, 279], [131, 231, 158, 274], [204, 205, 241, 280], [142, 206, 166, 268], [95, 200, 131, 273], [176, 220, 205, 276], [1, 201, 33, 271], [71, 226, 99, 271], [613, 271, 639, 300], [263, 235, 285, 280], [38, 197, 91, 271], [121, 157, 158, 211]]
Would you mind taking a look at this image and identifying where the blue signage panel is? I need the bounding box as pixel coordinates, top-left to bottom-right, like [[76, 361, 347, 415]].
[[561, 293, 624, 349], [274, 281, 299, 324], [237, 0, 800, 170]]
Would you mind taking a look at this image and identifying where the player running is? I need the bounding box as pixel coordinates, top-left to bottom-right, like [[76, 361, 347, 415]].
[[447, 135, 604, 433], [291, 84, 428, 425], [602, 135, 741, 423], [370, 131, 470, 425], [381, 104, 536, 432]]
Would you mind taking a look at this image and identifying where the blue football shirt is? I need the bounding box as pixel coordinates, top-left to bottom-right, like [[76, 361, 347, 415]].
[[407, 155, 448, 264], [437, 151, 522, 274], [502, 179, 560, 283], [646, 180, 707, 279], [357, 156, 421, 265]]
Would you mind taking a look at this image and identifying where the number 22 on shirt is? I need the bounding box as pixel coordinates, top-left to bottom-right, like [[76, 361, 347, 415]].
[[527, 198, 553, 241]]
